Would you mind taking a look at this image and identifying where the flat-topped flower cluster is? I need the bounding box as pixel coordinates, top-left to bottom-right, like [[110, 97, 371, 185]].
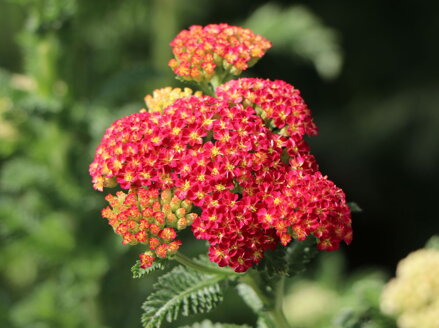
[[381, 248, 439, 328], [168, 24, 271, 82], [90, 24, 352, 272]]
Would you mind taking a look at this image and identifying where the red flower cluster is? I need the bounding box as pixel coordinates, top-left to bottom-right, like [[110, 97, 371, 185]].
[[257, 170, 352, 250], [90, 82, 352, 271], [168, 24, 271, 82], [217, 78, 318, 137], [102, 188, 195, 268]]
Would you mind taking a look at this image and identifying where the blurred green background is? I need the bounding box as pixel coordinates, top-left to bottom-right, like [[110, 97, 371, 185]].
[[0, 0, 438, 327]]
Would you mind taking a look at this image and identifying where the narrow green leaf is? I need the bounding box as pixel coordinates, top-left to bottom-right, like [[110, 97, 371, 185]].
[[348, 202, 362, 213]]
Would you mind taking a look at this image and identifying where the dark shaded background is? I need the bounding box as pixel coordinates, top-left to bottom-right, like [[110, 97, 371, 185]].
[[1, 0, 438, 327]]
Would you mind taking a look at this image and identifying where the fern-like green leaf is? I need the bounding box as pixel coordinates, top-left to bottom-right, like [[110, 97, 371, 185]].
[[286, 236, 319, 277], [236, 281, 273, 326], [179, 319, 252, 328], [141, 265, 227, 328], [131, 259, 167, 279], [236, 283, 264, 313]]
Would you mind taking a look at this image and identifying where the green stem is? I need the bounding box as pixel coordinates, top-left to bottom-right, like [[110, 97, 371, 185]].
[[268, 275, 290, 328], [240, 273, 291, 328], [200, 81, 215, 97], [239, 274, 272, 306], [173, 252, 240, 276], [268, 307, 291, 328]]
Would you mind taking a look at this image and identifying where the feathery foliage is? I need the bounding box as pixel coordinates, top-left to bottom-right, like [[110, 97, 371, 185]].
[[131, 259, 167, 279], [236, 279, 275, 328], [141, 265, 227, 328], [236, 283, 264, 313]]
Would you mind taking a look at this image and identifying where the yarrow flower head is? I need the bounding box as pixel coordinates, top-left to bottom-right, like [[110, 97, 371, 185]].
[[381, 248, 439, 328], [217, 78, 318, 137], [90, 23, 353, 272], [102, 188, 194, 267], [168, 24, 271, 83]]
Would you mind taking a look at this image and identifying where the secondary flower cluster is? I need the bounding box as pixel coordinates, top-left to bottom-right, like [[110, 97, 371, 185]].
[[102, 188, 195, 268], [381, 248, 439, 328], [144, 87, 202, 113], [168, 24, 271, 82]]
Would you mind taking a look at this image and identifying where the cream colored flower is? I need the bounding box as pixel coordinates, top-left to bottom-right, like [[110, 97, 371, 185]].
[[381, 248, 439, 328]]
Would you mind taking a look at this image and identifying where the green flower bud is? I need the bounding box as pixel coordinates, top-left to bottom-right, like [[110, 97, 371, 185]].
[[160, 189, 173, 204], [181, 199, 192, 212], [170, 196, 181, 212], [175, 208, 186, 219]]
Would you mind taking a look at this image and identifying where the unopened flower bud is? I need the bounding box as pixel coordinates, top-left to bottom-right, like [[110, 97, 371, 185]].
[[180, 199, 193, 212], [122, 232, 137, 245], [139, 251, 155, 268], [155, 244, 169, 258], [138, 219, 149, 231], [185, 213, 197, 226], [116, 223, 128, 235], [159, 227, 177, 242], [166, 213, 178, 226], [103, 176, 117, 188], [160, 189, 173, 204], [142, 207, 154, 219], [162, 203, 172, 216], [168, 240, 182, 254], [177, 217, 187, 230], [175, 207, 186, 219], [149, 237, 160, 250], [135, 230, 148, 243], [149, 224, 161, 235], [170, 196, 181, 212], [280, 233, 292, 246], [152, 201, 161, 212], [153, 211, 165, 226]]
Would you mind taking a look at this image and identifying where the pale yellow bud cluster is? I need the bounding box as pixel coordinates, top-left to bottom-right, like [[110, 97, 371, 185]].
[[381, 248, 439, 328], [144, 87, 202, 113]]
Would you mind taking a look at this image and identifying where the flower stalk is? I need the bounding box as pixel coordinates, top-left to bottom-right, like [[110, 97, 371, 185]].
[[176, 251, 292, 327], [240, 272, 291, 328]]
